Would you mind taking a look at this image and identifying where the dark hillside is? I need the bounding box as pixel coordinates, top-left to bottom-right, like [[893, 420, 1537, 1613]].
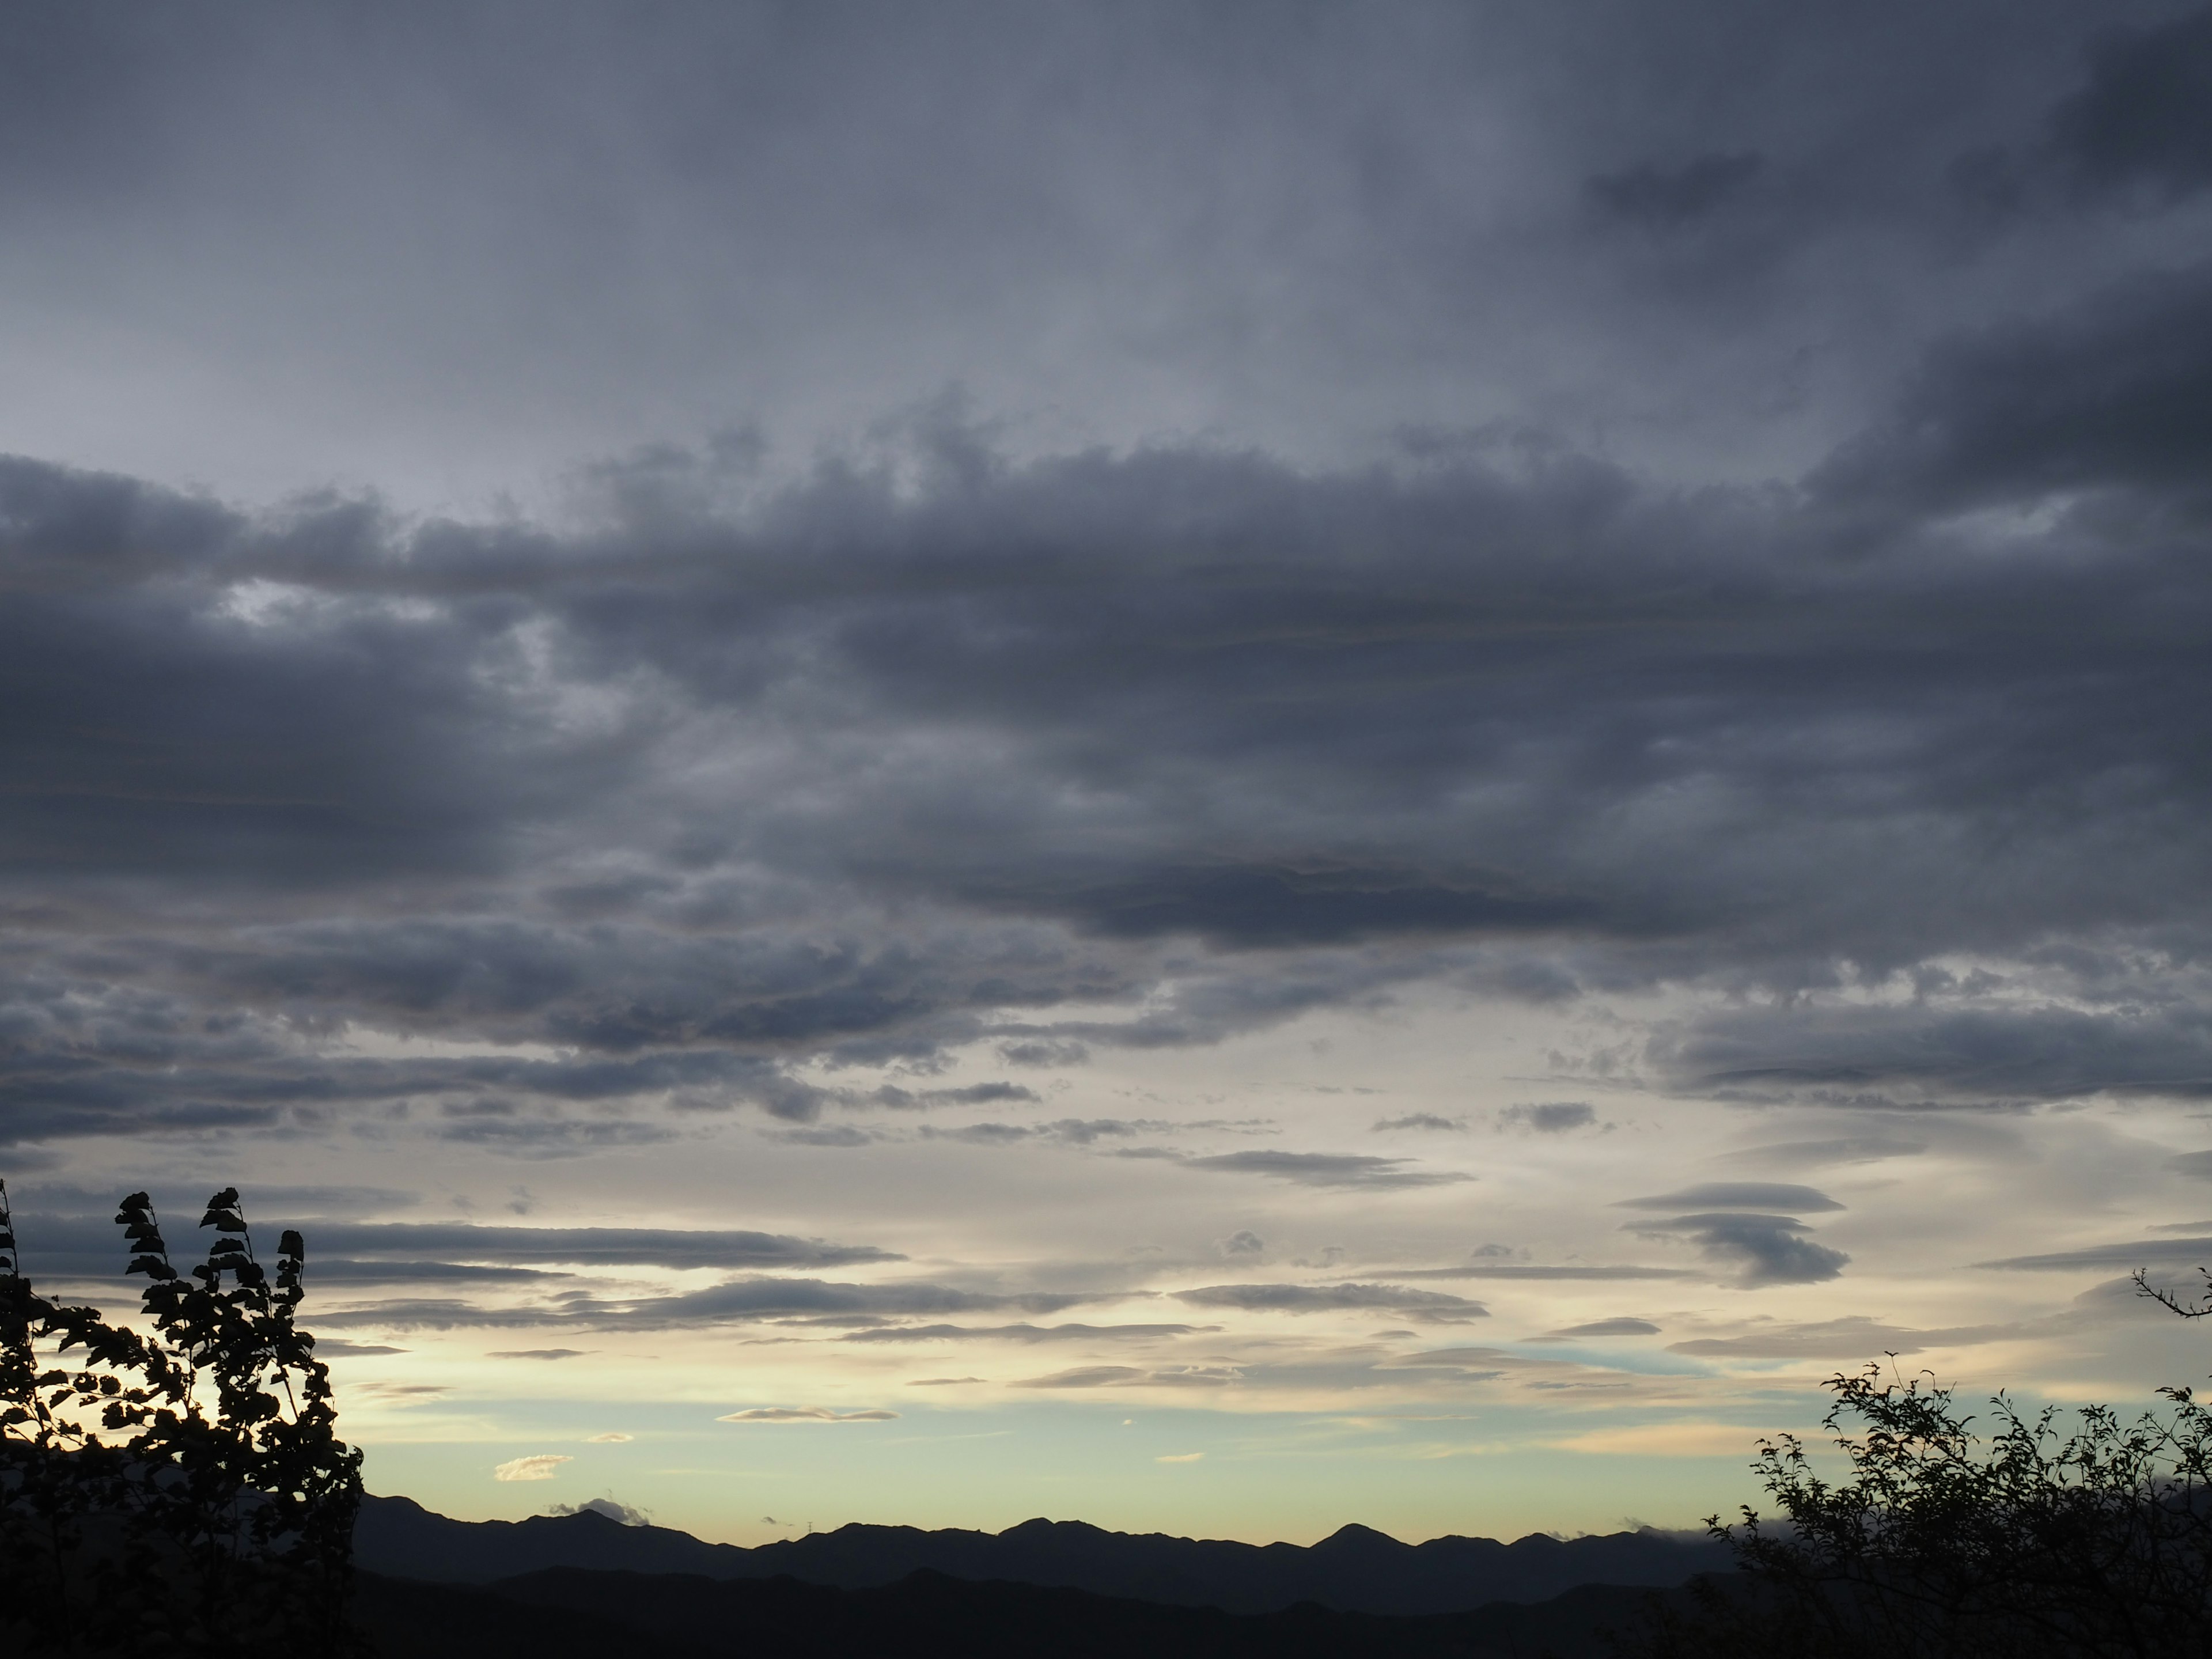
[[353, 1564, 1726, 1659]]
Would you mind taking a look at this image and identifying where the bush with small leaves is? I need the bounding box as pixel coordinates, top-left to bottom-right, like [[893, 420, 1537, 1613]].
[[1627, 1342, 2212, 1657], [1, 1177, 364, 1657]]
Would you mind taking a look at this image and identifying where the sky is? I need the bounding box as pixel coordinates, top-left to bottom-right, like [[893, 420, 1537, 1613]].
[[5, 0, 2212, 1547]]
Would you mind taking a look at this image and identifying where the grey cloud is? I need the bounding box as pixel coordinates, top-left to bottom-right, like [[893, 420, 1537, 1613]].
[[1614, 1183, 1843, 1213], [1667, 1315, 2017, 1358], [1726, 1136, 1929, 1166], [488, 1348, 589, 1361], [1499, 1102, 1597, 1134], [3, 199, 2212, 1146], [1372, 1114, 1465, 1133], [919, 1123, 1033, 1147], [1178, 1152, 1472, 1190], [766, 1126, 880, 1147], [10, 1181, 419, 1221], [12, 1, 2120, 509], [1627, 1213, 1850, 1286], [612, 1276, 1100, 1327], [1029, 865, 1597, 950], [1979, 1235, 2212, 1271], [313, 1272, 1106, 1332], [1586, 152, 1763, 229], [2171, 1152, 2212, 1180], [869, 1082, 1040, 1109], [0, 1210, 892, 1282], [916, 1118, 1183, 1147], [1010, 1366, 1145, 1389], [431, 1118, 679, 1156], [1380, 1357, 1508, 1384], [312, 1300, 573, 1332], [1382, 1264, 1698, 1281], [997, 1040, 1089, 1068], [300, 1222, 900, 1271], [1651, 991, 2212, 1111], [1815, 260, 2212, 512], [1219, 1230, 1266, 1256], [295, 1260, 567, 1286], [2046, 8, 2212, 203], [1539, 1317, 1660, 1340], [352, 1383, 449, 1405], [1176, 1283, 1489, 1321], [1040, 1118, 1164, 1143], [844, 1323, 1207, 1344]]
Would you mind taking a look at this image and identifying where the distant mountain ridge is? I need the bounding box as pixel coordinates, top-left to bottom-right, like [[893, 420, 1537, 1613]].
[[355, 1493, 1730, 1616]]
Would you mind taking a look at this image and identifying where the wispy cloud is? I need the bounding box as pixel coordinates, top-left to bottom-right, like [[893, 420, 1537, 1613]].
[[717, 1407, 900, 1422], [1178, 1152, 1472, 1190], [493, 1455, 573, 1482], [1177, 1283, 1489, 1320]]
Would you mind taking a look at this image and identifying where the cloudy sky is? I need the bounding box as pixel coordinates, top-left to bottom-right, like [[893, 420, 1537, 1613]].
[[6, 0, 2212, 1546]]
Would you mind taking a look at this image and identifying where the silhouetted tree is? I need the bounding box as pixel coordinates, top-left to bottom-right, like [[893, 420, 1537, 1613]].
[[1628, 1289, 2212, 1658], [0, 1178, 364, 1657]]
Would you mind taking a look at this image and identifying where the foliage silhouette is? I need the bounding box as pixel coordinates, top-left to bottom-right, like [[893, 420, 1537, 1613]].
[[0, 1178, 364, 1657], [1630, 1293, 2212, 1657]]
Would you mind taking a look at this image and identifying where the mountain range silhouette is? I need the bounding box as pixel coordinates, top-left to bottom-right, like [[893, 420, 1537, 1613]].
[[353, 1493, 1732, 1654]]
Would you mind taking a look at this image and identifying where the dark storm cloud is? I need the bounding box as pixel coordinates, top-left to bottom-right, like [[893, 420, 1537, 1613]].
[[1626, 1214, 1850, 1286], [5, 147, 2212, 1148], [1815, 259, 2212, 512], [1585, 152, 1764, 229], [2045, 7, 2212, 202]]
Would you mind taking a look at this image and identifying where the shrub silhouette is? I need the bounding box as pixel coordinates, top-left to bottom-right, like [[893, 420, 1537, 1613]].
[[1, 1178, 364, 1657], [1632, 1290, 2212, 1657]]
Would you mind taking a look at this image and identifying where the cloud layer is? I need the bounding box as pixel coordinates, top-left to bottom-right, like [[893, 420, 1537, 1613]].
[[3, 1, 2212, 1544], [6, 289, 2212, 1146]]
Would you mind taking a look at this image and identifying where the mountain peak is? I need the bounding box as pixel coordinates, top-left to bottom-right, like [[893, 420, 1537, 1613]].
[[1314, 1522, 1403, 1551]]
